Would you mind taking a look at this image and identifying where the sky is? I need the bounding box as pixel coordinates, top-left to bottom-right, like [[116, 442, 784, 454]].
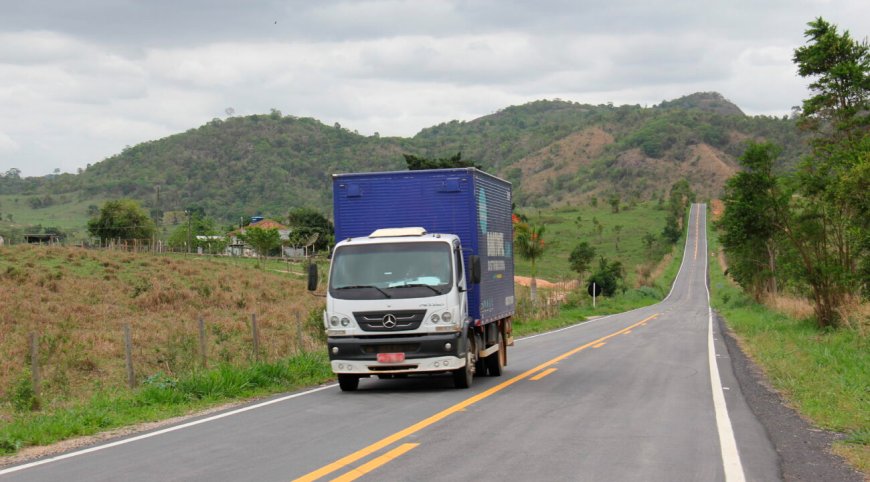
[[0, 0, 867, 178]]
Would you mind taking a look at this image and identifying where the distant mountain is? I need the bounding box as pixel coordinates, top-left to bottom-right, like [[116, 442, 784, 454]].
[[0, 92, 806, 222]]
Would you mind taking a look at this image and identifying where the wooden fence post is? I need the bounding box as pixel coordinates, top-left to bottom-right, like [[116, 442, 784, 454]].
[[251, 314, 259, 362], [29, 332, 40, 401], [295, 311, 303, 354], [198, 317, 207, 369], [124, 323, 135, 388]]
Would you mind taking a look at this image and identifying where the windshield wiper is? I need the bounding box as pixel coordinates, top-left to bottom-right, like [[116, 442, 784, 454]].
[[393, 283, 443, 295], [334, 285, 392, 298]]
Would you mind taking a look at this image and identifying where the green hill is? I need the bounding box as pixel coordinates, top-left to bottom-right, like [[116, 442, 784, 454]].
[[0, 92, 806, 236]]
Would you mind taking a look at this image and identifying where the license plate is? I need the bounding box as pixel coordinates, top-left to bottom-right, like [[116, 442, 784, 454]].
[[377, 353, 405, 363]]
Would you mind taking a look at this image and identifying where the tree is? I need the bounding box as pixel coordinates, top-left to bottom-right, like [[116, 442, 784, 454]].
[[613, 225, 623, 251], [719, 142, 785, 300], [238, 227, 280, 266], [286, 207, 334, 251], [662, 179, 695, 245], [167, 214, 226, 253], [87, 199, 155, 242], [787, 17, 869, 326], [608, 195, 620, 213], [587, 257, 625, 297], [642, 232, 657, 257], [569, 241, 596, 283], [667, 179, 695, 223], [403, 152, 480, 170], [514, 223, 546, 303]]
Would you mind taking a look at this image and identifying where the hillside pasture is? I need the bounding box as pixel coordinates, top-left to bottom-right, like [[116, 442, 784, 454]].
[[514, 201, 671, 283], [0, 245, 324, 419]]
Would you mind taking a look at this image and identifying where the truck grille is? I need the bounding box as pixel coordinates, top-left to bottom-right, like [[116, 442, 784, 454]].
[[353, 310, 426, 332]]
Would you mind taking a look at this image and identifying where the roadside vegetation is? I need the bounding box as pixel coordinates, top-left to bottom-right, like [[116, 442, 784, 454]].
[[712, 18, 868, 474], [709, 225, 868, 473]]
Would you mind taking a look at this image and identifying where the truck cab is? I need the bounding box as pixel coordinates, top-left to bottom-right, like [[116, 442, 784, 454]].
[[324, 228, 485, 390]]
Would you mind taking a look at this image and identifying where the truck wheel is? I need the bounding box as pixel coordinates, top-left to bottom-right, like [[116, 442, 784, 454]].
[[474, 333, 486, 375], [338, 374, 359, 391], [453, 336, 475, 389], [453, 351, 473, 388], [485, 332, 505, 376]]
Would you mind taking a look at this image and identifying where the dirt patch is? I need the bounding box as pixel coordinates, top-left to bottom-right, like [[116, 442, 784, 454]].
[[688, 144, 738, 184], [605, 143, 738, 200], [710, 199, 725, 221], [515, 276, 578, 303], [513, 127, 614, 195]]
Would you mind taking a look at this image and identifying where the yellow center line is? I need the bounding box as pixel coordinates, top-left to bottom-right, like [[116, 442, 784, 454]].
[[623, 330, 632, 335], [330, 443, 419, 482], [530, 368, 558, 381], [293, 313, 659, 482], [592, 342, 606, 348]]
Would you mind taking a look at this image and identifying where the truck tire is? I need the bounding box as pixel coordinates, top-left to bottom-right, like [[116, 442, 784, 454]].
[[453, 337, 475, 389], [338, 374, 359, 391], [453, 352, 473, 388], [474, 333, 486, 375], [485, 332, 505, 377]]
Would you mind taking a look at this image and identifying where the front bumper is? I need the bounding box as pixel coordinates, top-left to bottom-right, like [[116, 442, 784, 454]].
[[328, 332, 467, 375]]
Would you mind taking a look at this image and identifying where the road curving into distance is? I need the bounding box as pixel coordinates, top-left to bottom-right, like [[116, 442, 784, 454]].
[[1, 204, 781, 481]]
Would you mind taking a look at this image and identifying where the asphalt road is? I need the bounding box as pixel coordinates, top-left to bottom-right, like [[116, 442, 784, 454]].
[[2, 204, 782, 481]]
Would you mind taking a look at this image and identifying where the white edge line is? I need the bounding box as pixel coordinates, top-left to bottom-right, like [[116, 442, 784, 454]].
[[0, 383, 337, 475], [702, 204, 746, 482]]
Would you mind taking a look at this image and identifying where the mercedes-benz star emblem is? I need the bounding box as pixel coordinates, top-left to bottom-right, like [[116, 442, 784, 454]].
[[382, 314, 397, 329]]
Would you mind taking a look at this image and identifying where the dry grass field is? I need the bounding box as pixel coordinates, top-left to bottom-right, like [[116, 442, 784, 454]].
[[0, 245, 325, 418]]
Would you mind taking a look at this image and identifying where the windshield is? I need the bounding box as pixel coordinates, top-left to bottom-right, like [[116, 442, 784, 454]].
[[329, 241, 452, 300]]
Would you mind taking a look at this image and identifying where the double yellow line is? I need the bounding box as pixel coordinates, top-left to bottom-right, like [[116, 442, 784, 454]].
[[294, 313, 659, 482]]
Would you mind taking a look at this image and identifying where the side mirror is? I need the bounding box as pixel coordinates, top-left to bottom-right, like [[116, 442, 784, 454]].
[[307, 263, 319, 291], [470, 255, 481, 284]]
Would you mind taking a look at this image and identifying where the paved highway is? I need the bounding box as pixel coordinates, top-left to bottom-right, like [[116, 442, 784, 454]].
[[1, 204, 779, 481]]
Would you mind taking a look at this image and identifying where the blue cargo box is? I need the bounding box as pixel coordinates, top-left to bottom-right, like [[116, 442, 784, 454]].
[[333, 168, 515, 324]]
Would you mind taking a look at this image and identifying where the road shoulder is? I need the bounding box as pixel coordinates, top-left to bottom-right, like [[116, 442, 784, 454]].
[[716, 312, 865, 481]]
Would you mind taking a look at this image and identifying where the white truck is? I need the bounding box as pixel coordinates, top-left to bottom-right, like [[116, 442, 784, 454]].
[[308, 168, 515, 391]]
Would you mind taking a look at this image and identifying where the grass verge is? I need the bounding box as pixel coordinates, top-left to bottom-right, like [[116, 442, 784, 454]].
[[0, 352, 333, 456], [707, 226, 869, 474]]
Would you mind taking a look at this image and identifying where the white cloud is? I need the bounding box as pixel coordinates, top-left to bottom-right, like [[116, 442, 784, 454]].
[[0, 131, 19, 152], [0, 0, 867, 177]]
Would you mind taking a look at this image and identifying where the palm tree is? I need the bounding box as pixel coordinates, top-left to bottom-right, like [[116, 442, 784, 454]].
[[515, 223, 546, 304]]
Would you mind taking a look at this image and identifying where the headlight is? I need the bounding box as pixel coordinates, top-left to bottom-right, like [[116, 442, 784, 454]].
[[340, 317, 350, 327], [330, 316, 339, 327], [441, 312, 453, 323], [430, 313, 440, 323]]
